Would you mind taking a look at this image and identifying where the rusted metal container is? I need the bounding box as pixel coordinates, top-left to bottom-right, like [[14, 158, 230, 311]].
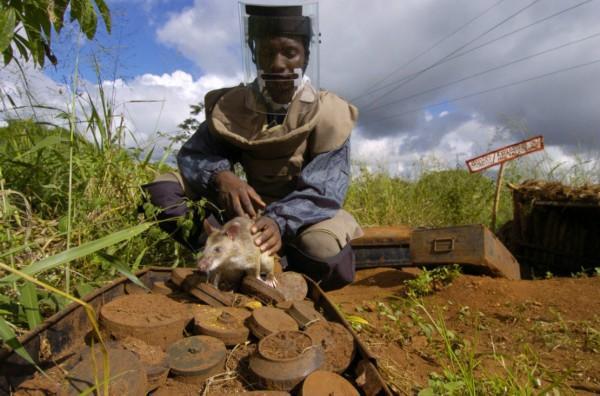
[[0, 268, 393, 395], [410, 224, 521, 280], [510, 180, 600, 277]]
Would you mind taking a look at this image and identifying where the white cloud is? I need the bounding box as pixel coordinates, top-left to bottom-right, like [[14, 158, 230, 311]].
[[156, 0, 240, 75], [0, 62, 238, 149]]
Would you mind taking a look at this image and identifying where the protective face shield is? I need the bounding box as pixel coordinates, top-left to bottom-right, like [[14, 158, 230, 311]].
[[239, 1, 320, 114]]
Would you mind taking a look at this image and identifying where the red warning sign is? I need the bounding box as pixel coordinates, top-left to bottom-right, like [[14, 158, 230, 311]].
[[466, 136, 544, 173]]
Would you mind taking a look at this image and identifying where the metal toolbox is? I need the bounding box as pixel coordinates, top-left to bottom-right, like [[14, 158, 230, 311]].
[[410, 224, 521, 280]]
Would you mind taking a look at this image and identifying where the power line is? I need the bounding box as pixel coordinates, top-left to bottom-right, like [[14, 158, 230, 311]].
[[359, 0, 595, 113], [359, 0, 543, 112], [364, 31, 600, 114], [364, 57, 600, 126], [350, 0, 506, 102]]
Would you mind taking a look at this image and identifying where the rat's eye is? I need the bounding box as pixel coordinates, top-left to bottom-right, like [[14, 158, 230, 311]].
[[213, 247, 222, 254]]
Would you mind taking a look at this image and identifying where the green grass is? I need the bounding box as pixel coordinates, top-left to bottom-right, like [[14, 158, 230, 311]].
[[345, 165, 514, 229]]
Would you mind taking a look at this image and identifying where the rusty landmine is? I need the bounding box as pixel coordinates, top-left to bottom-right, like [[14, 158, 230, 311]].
[[193, 306, 251, 346], [247, 307, 298, 339], [249, 330, 324, 391], [305, 320, 355, 373], [117, 336, 169, 392], [300, 370, 360, 396], [241, 276, 286, 305], [99, 293, 190, 349], [60, 347, 147, 396], [286, 300, 325, 328], [275, 272, 308, 301], [167, 335, 226, 384]]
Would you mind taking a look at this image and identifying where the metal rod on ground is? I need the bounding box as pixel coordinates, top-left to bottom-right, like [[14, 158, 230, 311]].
[[491, 162, 505, 232]]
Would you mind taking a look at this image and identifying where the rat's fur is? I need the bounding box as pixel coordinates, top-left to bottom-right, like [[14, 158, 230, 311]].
[[197, 217, 277, 288]]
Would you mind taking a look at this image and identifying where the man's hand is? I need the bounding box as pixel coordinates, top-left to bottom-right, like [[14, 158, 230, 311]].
[[214, 170, 266, 218], [252, 216, 282, 255]]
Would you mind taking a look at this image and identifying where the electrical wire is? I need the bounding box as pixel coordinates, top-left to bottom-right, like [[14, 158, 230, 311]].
[[363, 31, 600, 114], [364, 57, 600, 126], [358, 0, 595, 113], [350, 0, 506, 102]]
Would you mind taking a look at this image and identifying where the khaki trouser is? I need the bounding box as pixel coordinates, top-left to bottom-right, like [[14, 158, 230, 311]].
[[146, 172, 363, 259]]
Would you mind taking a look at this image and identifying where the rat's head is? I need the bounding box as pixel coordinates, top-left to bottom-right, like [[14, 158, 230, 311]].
[[197, 219, 243, 273]]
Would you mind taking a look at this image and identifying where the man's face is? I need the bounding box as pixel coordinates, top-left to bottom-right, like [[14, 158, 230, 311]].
[[256, 35, 306, 104]]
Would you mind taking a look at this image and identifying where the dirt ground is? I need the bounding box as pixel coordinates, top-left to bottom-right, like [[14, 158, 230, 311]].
[[329, 267, 600, 395]]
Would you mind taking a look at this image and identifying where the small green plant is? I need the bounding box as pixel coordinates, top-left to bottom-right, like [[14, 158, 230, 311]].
[[404, 265, 461, 297]]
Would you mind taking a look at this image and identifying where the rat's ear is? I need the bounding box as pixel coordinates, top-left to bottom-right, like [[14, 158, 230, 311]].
[[224, 221, 241, 240], [203, 218, 218, 235]]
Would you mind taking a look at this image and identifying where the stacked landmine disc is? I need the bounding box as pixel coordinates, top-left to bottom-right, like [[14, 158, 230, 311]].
[[249, 330, 325, 391], [305, 320, 356, 373], [275, 271, 308, 301], [70, 268, 364, 395], [193, 306, 251, 346], [300, 370, 360, 396], [247, 307, 298, 339], [167, 335, 227, 384], [59, 347, 148, 396], [99, 293, 191, 349]]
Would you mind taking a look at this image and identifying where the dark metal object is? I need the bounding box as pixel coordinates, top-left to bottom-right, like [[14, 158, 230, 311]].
[[275, 272, 308, 301], [353, 246, 412, 269], [0, 268, 393, 395], [241, 276, 286, 305], [300, 370, 360, 396], [167, 335, 226, 384], [249, 331, 324, 391], [60, 347, 147, 396], [193, 306, 251, 346], [247, 307, 298, 339], [305, 320, 355, 373]]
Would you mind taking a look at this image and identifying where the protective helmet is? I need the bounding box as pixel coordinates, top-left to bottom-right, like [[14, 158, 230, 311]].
[[239, 1, 319, 109]]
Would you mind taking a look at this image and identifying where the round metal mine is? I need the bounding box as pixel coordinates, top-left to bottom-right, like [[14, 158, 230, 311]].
[[275, 272, 308, 301], [305, 321, 356, 373], [167, 335, 226, 384], [247, 307, 298, 339], [100, 294, 190, 349], [60, 347, 147, 396], [193, 306, 251, 346], [300, 370, 360, 396], [241, 276, 286, 305], [249, 330, 324, 391]]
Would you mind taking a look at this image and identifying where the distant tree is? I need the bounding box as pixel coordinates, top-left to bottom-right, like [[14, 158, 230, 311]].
[[0, 0, 111, 67]]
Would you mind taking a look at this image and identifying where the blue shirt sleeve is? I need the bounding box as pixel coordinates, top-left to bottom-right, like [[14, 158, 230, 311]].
[[176, 122, 240, 198], [264, 139, 351, 241]]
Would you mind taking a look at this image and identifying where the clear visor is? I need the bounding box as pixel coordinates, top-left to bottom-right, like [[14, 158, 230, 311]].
[[239, 1, 320, 114]]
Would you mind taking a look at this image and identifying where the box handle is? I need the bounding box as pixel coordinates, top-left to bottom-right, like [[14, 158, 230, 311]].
[[432, 238, 454, 253]]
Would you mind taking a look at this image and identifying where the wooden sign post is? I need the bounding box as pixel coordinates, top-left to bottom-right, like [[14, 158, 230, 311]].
[[466, 136, 544, 231]]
